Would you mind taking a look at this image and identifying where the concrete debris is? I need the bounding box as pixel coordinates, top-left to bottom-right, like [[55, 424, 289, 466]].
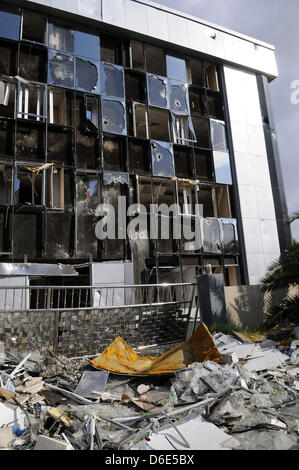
[[0, 324, 298, 450]]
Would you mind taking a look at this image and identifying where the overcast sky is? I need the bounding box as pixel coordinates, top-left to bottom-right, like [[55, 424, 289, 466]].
[[156, 0, 299, 240]]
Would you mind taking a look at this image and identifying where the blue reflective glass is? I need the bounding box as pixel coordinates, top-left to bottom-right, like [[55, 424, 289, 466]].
[[0, 8, 20, 41], [166, 55, 187, 83], [75, 31, 100, 60]]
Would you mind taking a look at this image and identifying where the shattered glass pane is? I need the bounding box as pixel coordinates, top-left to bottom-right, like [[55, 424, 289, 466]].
[[210, 119, 228, 151], [213, 151, 232, 185], [172, 114, 196, 144], [74, 31, 100, 60], [48, 23, 74, 52], [151, 141, 175, 178], [0, 7, 20, 41], [48, 51, 74, 89], [169, 81, 189, 114], [147, 74, 168, 109], [103, 171, 129, 186], [101, 63, 125, 98], [202, 218, 222, 253], [221, 219, 239, 252], [76, 57, 100, 93], [101, 98, 127, 135], [166, 55, 187, 83]]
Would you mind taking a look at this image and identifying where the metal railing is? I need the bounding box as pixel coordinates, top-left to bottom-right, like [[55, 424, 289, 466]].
[[0, 283, 199, 357]]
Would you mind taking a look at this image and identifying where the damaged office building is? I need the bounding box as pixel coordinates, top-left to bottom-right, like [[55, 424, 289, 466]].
[[0, 0, 290, 295]]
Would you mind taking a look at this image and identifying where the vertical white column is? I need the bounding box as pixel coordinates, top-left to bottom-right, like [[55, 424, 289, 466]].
[[24, 87, 29, 119], [49, 89, 54, 124]]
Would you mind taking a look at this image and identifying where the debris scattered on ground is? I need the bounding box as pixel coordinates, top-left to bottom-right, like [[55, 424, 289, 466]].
[[0, 322, 298, 450]]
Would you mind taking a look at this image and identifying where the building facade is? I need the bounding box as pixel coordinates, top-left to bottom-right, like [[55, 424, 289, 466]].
[[0, 0, 291, 290]]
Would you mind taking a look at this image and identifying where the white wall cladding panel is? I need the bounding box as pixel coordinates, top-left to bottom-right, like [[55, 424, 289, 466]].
[[125, 0, 148, 34], [247, 124, 267, 156], [256, 187, 277, 220], [51, 0, 78, 14], [102, 0, 126, 29], [78, 0, 102, 21], [234, 153, 254, 186], [167, 13, 189, 49], [205, 27, 225, 59], [260, 220, 281, 254], [242, 219, 263, 254], [238, 185, 259, 220], [230, 122, 250, 154], [264, 253, 280, 271], [187, 21, 208, 55], [147, 6, 169, 42], [252, 155, 271, 188], [27, 0, 51, 5], [246, 254, 266, 285]]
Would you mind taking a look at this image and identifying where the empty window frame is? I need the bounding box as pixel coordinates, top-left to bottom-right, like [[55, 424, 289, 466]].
[[17, 83, 46, 121], [14, 167, 44, 205], [101, 63, 125, 98], [100, 35, 122, 65], [0, 164, 13, 204], [76, 129, 99, 169], [213, 150, 232, 185], [0, 40, 17, 76], [47, 126, 73, 164], [189, 58, 206, 87], [48, 87, 74, 126], [0, 119, 14, 158], [0, 6, 21, 41], [151, 141, 174, 178], [137, 177, 152, 211], [194, 148, 214, 181], [210, 119, 228, 152], [146, 45, 166, 77], [205, 63, 219, 92], [48, 23, 74, 52], [192, 117, 211, 149], [46, 166, 69, 209], [189, 87, 208, 116], [103, 136, 126, 172], [152, 179, 176, 206], [76, 57, 100, 93], [149, 108, 170, 142], [130, 40, 145, 71], [221, 219, 239, 253], [16, 121, 45, 161], [174, 146, 194, 179], [125, 71, 146, 103], [171, 114, 196, 145], [22, 11, 46, 44], [101, 98, 127, 135], [0, 80, 16, 119], [166, 55, 187, 83], [197, 185, 217, 218], [128, 139, 151, 174], [177, 183, 196, 216], [19, 45, 48, 83], [169, 81, 189, 114], [86, 96, 99, 130], [216, 185, 233, 218], [74, 30, 100, 60], [207, 92, 224, 120], [147, 74, 168, 109], [127, 103, 149, 139], [48, 50, 74, 89]]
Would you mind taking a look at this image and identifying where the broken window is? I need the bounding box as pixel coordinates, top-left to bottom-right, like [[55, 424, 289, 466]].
[[202, 218, 222, 253], [76, 57, 100, 93], [86, 96, 99, 130], [205, 63, 219, 91], [207, 92, 224, 120], [48, 88, 74, 126], [192, 117, 211, 149], [127, 103, 149, 139], [177, 183, 196, 215], [14, 167, 44, 205], [0, 6, 20, 41], [125, 71, 146, 103], [210, 119, 228, 152], [169, 81, 189, 114], [16, 121, 45, 161], [22, 11, 46, 44], [0, 119, 14, 158], [46, 166, 72, 209], [76, 130, 99, 169], [46, 210, 73, 259], [101, 98, 127, 135], [137, 177, 152, 211], [48, 23, 74, 52], [221, 218, 239, 253], [189, 58, 206, 87], [103, 136, 126, 172], [48, 50, 74, 89], [17, 83, 46, 122], [213, 151, 232, 185], [216, 185, 233, 218], [74, 30, 100, 60], [128, 139, 151, 174], [47, 126, 73, 164], [0, 80, 16, 119], [151, 141, 174, 178], [13, 213, 43, 259], [101, 35, 122, 65], [174, 146, 194, 179], [147, 74, 168, 109], [101, 63, 125, 98], [189, 87, 208, 116], [171, 114, 196, 145], [152, 179, 176, 206], [0, 164, 12, 204], [146, 45, 166, 77], [197, 186, 217, 218], [166, 55, 187, 83], [0, 40, 17, 76], [149, 108, 170, 142], [76, 174, 100, 259], [194, 149, 214, 181], [19, 45, 47, 83], [130, 40, 145, 71]]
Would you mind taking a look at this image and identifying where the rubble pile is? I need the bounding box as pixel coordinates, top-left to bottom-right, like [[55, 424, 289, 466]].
[[0, 326, 298, 451]]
